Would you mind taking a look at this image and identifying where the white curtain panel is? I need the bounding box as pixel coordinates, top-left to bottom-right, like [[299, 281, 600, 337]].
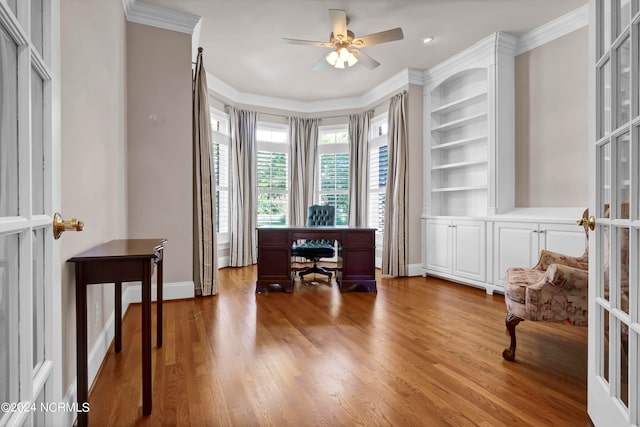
[[382, 92, 408, 277], [192, 48, 219, 296], [288, 117, 319, 226], [348, 111, 371, 227], [229, 107, 258, 266]]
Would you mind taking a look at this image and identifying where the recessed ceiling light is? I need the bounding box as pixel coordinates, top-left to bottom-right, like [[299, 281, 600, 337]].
[[423, 36, 434, 44]]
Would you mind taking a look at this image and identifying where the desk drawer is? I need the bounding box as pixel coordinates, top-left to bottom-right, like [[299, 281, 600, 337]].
[[258, 230, 290, 247], [341, 230, 374, 247]]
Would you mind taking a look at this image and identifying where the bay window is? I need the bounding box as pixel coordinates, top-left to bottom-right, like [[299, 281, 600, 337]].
[[256, 123, 289, 226], [318, 126, 349, 225], [368, 115, 388, 233], [211, 110, 230, 236]]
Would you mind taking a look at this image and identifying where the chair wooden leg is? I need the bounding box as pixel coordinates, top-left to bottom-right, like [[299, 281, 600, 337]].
[[502, 313, 523, 361]]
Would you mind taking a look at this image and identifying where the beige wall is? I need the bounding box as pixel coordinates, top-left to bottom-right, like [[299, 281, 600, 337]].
[[60, 5, 192, 398], [126, 23, 193, 283], [60, 0, 128, 395], [515, 27, 588, 207]]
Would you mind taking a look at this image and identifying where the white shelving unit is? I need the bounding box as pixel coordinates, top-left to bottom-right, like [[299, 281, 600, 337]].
[[421, 32, 518, 294], [424, 32, 516, 218]]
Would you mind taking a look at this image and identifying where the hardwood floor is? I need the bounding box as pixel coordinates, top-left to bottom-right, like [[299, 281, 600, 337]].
[[88, 266, 592, 426]]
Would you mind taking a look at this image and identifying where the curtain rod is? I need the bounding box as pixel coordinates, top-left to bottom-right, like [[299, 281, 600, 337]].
[[210, 89, 407, 120]]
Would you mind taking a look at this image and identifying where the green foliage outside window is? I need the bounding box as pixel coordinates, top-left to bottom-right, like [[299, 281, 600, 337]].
[[257, 150, 287, 226]]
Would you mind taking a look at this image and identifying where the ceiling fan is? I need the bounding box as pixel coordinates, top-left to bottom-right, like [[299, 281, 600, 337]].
[[281, 9, 404, 71]]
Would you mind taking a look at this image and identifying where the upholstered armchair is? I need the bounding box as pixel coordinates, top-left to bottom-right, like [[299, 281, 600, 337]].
[[502, 211, 590, 361], [291, 205, 336, 281]]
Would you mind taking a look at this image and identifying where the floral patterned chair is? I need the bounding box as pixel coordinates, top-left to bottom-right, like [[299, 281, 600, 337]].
[[502, 210, 589, 361]]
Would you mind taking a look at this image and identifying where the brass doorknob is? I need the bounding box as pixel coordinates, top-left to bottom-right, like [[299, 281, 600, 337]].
[[53, 212, 84, 239], [576, 215, 595, 231]]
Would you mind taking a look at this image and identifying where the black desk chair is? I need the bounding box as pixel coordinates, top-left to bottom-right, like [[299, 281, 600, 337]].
[[292, 205, 336, 281]]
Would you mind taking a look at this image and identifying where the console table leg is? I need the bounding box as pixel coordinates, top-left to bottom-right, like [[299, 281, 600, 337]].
[[75, 264, 89, 427], [142, 260, 152, 416], [157, 257, 163, 347], [115, 281, 122, 353]]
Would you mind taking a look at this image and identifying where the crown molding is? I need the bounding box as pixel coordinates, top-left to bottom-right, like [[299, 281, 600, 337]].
[[208, 68, 423, 113], [424, 32, 516, 90], [360, 68, 424, 107], [515, 4, 588, 55], [123, 0, 200, 34]]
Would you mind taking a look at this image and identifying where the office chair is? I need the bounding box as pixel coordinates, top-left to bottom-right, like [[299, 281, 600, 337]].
[[291, 205, 336, 281]]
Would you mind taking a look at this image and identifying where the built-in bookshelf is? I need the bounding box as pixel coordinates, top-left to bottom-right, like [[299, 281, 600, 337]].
[[429, 68, 489, 216], [424, 32, 516, 217]]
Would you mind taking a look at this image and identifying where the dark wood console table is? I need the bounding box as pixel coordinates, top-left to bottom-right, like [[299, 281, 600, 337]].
[[68, 239, 166, 427], [256, 227, 376, 293]]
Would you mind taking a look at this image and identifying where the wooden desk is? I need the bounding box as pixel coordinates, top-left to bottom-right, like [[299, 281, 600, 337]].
[[68, 239, 166, 427], [256, 227, 376, 293]]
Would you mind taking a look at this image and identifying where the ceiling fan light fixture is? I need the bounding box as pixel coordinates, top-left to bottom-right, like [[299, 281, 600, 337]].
[[347, 51, 358, 67], [338, 47, 350, 62], [325, 50, 339, 66], [334, 59, 345, 69]]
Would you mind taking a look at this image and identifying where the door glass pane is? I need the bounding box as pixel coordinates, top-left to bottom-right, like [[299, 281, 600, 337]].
[[616, 37, 630, 127], [600, 59, 612, 138], [33, 228, 45, 370], [637, 23, 640, 118], [618, 0, 631, 35], [601, 0, 612, 58], [618, 227, 630, 314], [0, 27, 19, 217], [601, 306, 610, 382], [602, 225, 611, 301], [31, 0, 44, 55], [616, 131, 630, 213], [600, 142, 611, 217], [31, 68, 45, 215], [0, 233, 20, 423], [619, 320, 629, 408]]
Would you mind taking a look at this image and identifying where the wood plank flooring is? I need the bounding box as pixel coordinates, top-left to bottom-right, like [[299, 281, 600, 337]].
[[87, 266, 592, 426]]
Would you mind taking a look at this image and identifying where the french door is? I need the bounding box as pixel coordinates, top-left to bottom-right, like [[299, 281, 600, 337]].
[[0, 1, 62, 426], [589, 1, 639, 426]]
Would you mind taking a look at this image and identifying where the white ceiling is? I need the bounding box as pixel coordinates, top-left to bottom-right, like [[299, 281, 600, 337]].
[[141, 0, 588, 102]]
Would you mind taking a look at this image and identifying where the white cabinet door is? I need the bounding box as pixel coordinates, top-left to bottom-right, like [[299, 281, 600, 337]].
[[425, 219, 452, 273], [540, 223, 587, 258], [493, 221, 538, 287], [453, 220, 486, 281]]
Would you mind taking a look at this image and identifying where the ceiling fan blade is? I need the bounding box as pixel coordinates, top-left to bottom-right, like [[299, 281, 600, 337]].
[[351, 50, 380, 70], [281, 38, 333, 48], [328, 9, 348, 41], [352, 28, 404, 47]]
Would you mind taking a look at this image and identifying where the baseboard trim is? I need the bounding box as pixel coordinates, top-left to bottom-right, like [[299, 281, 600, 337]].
[[62, 383, 77, 427], [407, 263, 423, 277], [124, 280, 195, 303], [373, 260, 422, 276], [423, 269, 504, 295], [64, 280, 195, 426]]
